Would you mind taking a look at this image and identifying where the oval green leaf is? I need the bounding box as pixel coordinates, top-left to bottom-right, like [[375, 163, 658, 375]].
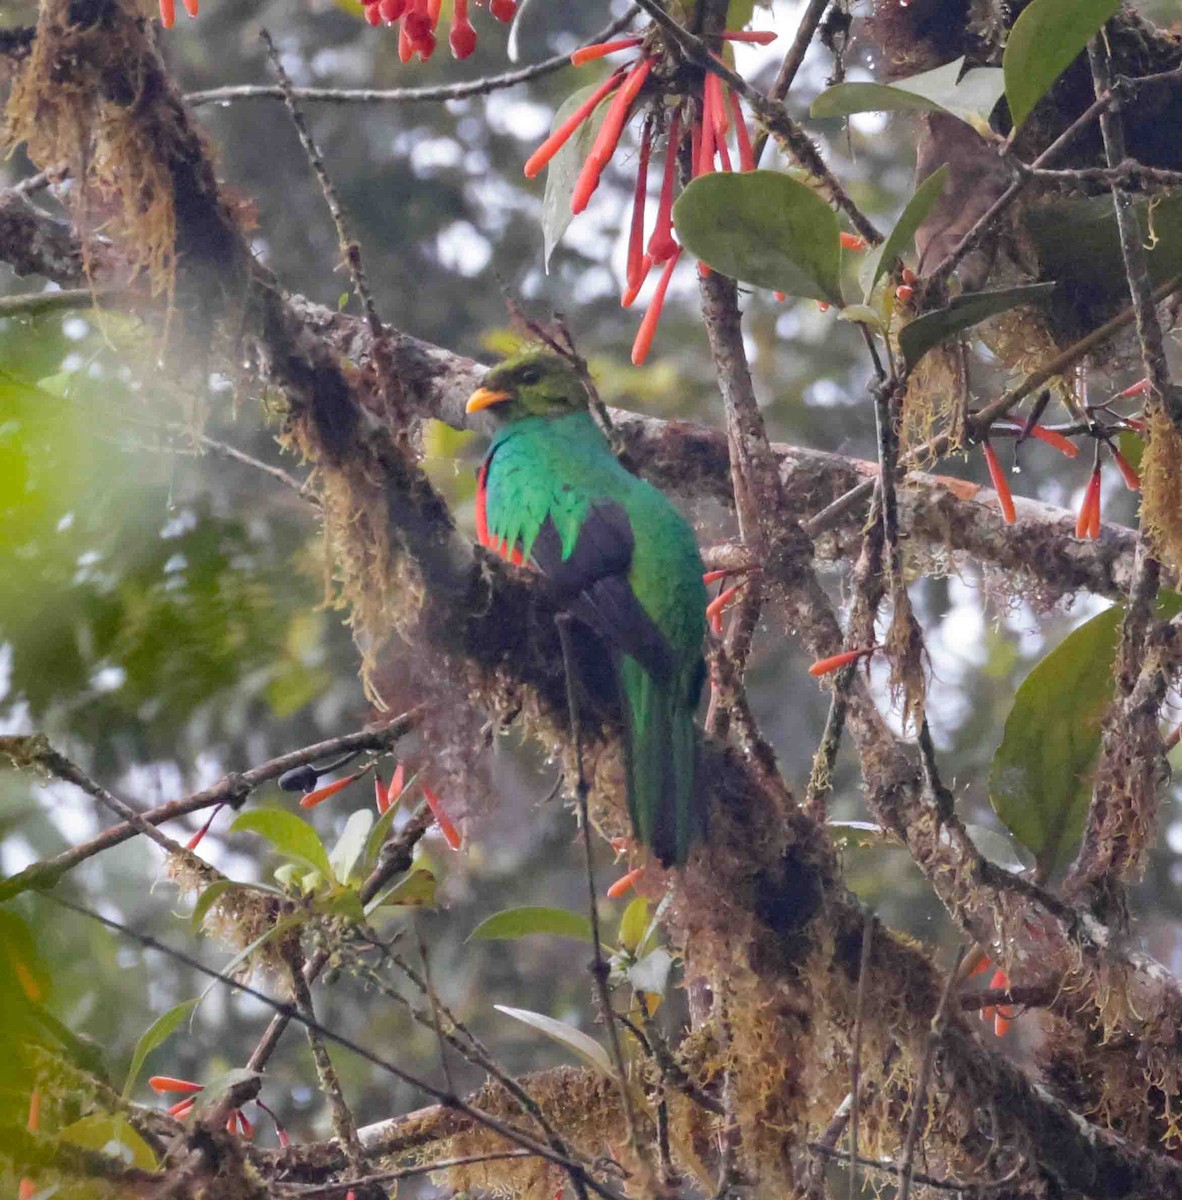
[[230, 808, 333, 880], [673, 170, 842, 303], [899, 282, 1056, 369], [469, 906, 594, 944], [542, 83, 613, 269], [494, 1004, 613, 1076], [329, 809, 373, 886], [812, 58, 1005, 128], [989, 591, 1181, 874], [122, 998, 200, 1101], [1003, 0, 1120, 128], [862, 164, 950, 297]]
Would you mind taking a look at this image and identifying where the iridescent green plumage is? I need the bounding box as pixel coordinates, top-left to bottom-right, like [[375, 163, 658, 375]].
[[468, 349, 707, 864]]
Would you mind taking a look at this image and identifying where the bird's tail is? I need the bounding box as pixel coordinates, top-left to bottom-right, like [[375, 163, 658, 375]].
[[619, 657, 705, 866]]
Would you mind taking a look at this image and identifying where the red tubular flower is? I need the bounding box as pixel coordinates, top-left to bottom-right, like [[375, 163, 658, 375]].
[[490, 0, 516, 21], [150, 1077, 204, 1094], [170, 1098, 196, 1118], [186, 802, 225, 853], [1025, 424, 1079, 458], [705, 584, 743, 634], [300, 769, 367, 809], [449, 0, 476, 58], [571, 37, 643, 66], [1116, 377, 1151, 399], [607, 867, 644, 898], [621, 255, 652, 308], [981, 440, 1016, 524], [378, 0, 406, 19], [626, 122, 652, 293], [695, 86, 717, 178], [181, 0, 198, 16], [237, 1110, 255, 1139], [398, 17, 415, 61], [840, 232, 868, 251], [702, 568, 730, 585], [571, 57, 654, 214], [159, 0, 175, 26], [646, 112, 682, 263], [1075, 465, 1102, 539], [1109, 444, 1141, 491], [364, 5, 382, 26], [524, 70, 624, 179], [808, 647, 875, 677], [383, 761, 406, 814], [631, 247, 682, 365], [719, 29, 777, 44], [728, 90, 754, 171], [422, 784, 462, 850]]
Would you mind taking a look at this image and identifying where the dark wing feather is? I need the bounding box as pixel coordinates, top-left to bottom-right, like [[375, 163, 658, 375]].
[[531, 504, 676, 685]]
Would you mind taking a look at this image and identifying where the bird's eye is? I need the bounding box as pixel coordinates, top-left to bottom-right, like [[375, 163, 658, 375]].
[[518, 367, 540, 385]]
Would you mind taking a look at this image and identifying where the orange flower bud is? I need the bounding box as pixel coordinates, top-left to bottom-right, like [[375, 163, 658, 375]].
[[631, 247, 681, 365], [718, 29, 777, 44], [1109, 445, 1141, 491], [159, 0, 175, 25], [570, 37, 643, 66], [150, 1076, 204, 1094], [808, 648, 874, 677], [981, 441, 1016, 524], [300, 770, 366, 809], [423, 784, 462, 850], [840, 232, 868, 251], [607, 867, 644, 898], [895, 284, 914, 304]]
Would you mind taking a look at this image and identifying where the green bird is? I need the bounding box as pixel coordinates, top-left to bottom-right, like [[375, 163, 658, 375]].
[[466, 348, 708, 865]]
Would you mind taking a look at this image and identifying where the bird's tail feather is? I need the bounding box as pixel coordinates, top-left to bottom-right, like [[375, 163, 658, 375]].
[[619, 658, 705, 866]]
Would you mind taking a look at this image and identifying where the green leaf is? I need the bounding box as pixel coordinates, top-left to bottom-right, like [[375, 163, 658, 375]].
[[58, 1114, 157, 1170], [1025, 194, 1182, 304], [190, 1068, 261, 1115], [616, 897, 650, 954], [989, 592, 1182, 874], [673, 170, 842, 303], [811, 58, 1006, 128], [469, 906, 595, 944], [542, 83, 613, 268], [329, 809, 373, 886], [121, 998, 199, 1101], [314, 887, 366, 922], [837, 303, 886, 334], [862, 165, 950, 297], [494, 1004, 613, 1076], [1003, 0, 1119, 127], [230, 808, 333, 880], [363, 770, 420, 870], [964, 823, 1032, 873], [366, 867, 438, 912], [899, 282, 1056, 369]]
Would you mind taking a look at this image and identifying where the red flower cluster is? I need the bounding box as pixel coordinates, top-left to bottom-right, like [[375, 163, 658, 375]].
[[360, 0, 517, 62], [150, 1076, 262, 1138], [526, 30, 776, 365], [158, 0, 197, 29]]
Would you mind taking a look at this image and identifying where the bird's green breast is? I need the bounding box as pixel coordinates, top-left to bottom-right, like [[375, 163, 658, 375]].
[[485, 412, 706, 660]]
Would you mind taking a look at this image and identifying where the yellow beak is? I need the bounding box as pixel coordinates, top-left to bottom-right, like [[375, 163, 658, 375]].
[[466, 387, 512, 414]]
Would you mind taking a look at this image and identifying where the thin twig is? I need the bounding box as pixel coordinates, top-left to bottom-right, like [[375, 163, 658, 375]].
[[554, 613, 647, 1175], [185, 8, 639, 108], [898, 946, 966, 1200], [810, 1144, 1020, 1193], [0, 286, 122, 316], [751, 0, 831, 165], [275, 1150, 538, 1197], [41, 891, 628, 1200], [0, 711, 422, 903]]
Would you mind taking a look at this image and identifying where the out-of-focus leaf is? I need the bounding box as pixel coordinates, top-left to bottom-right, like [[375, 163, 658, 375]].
[[616, 897, 650, 954], [58, 1113, 157, 1170], [366, 867, 438, 912], [469, 906, 594, 944], [964, 823, 1032, 873], [899, 282, 1055, 368], [230, 809, 333, 880], [989, 592, 1181, 874], [494, 1004, 613, 1076], [1003, 0, 1119, 127], [314, 888, 366, 922], [863, 165, 950, 296], [837, 303, 885, 333], [811, 58, 1005, 128], [190, 1068, 260, 1114], [627, 948, 673, 997], [122, 999, 199, 1101], [542, 83, 612, 267], [1025, 194, 1182, 306], [673, 170, 842, 303], [328, 810, 373, 886]]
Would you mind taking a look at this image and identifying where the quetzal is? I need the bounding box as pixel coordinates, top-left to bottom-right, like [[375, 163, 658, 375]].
[[466, 348, 708, 866]]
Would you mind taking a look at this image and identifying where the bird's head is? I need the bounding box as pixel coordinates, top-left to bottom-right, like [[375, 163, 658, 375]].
[[465, 349, 587, 424]]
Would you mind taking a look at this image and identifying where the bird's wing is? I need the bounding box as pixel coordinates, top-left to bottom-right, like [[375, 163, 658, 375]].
[[530, 502, 677, 686]]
